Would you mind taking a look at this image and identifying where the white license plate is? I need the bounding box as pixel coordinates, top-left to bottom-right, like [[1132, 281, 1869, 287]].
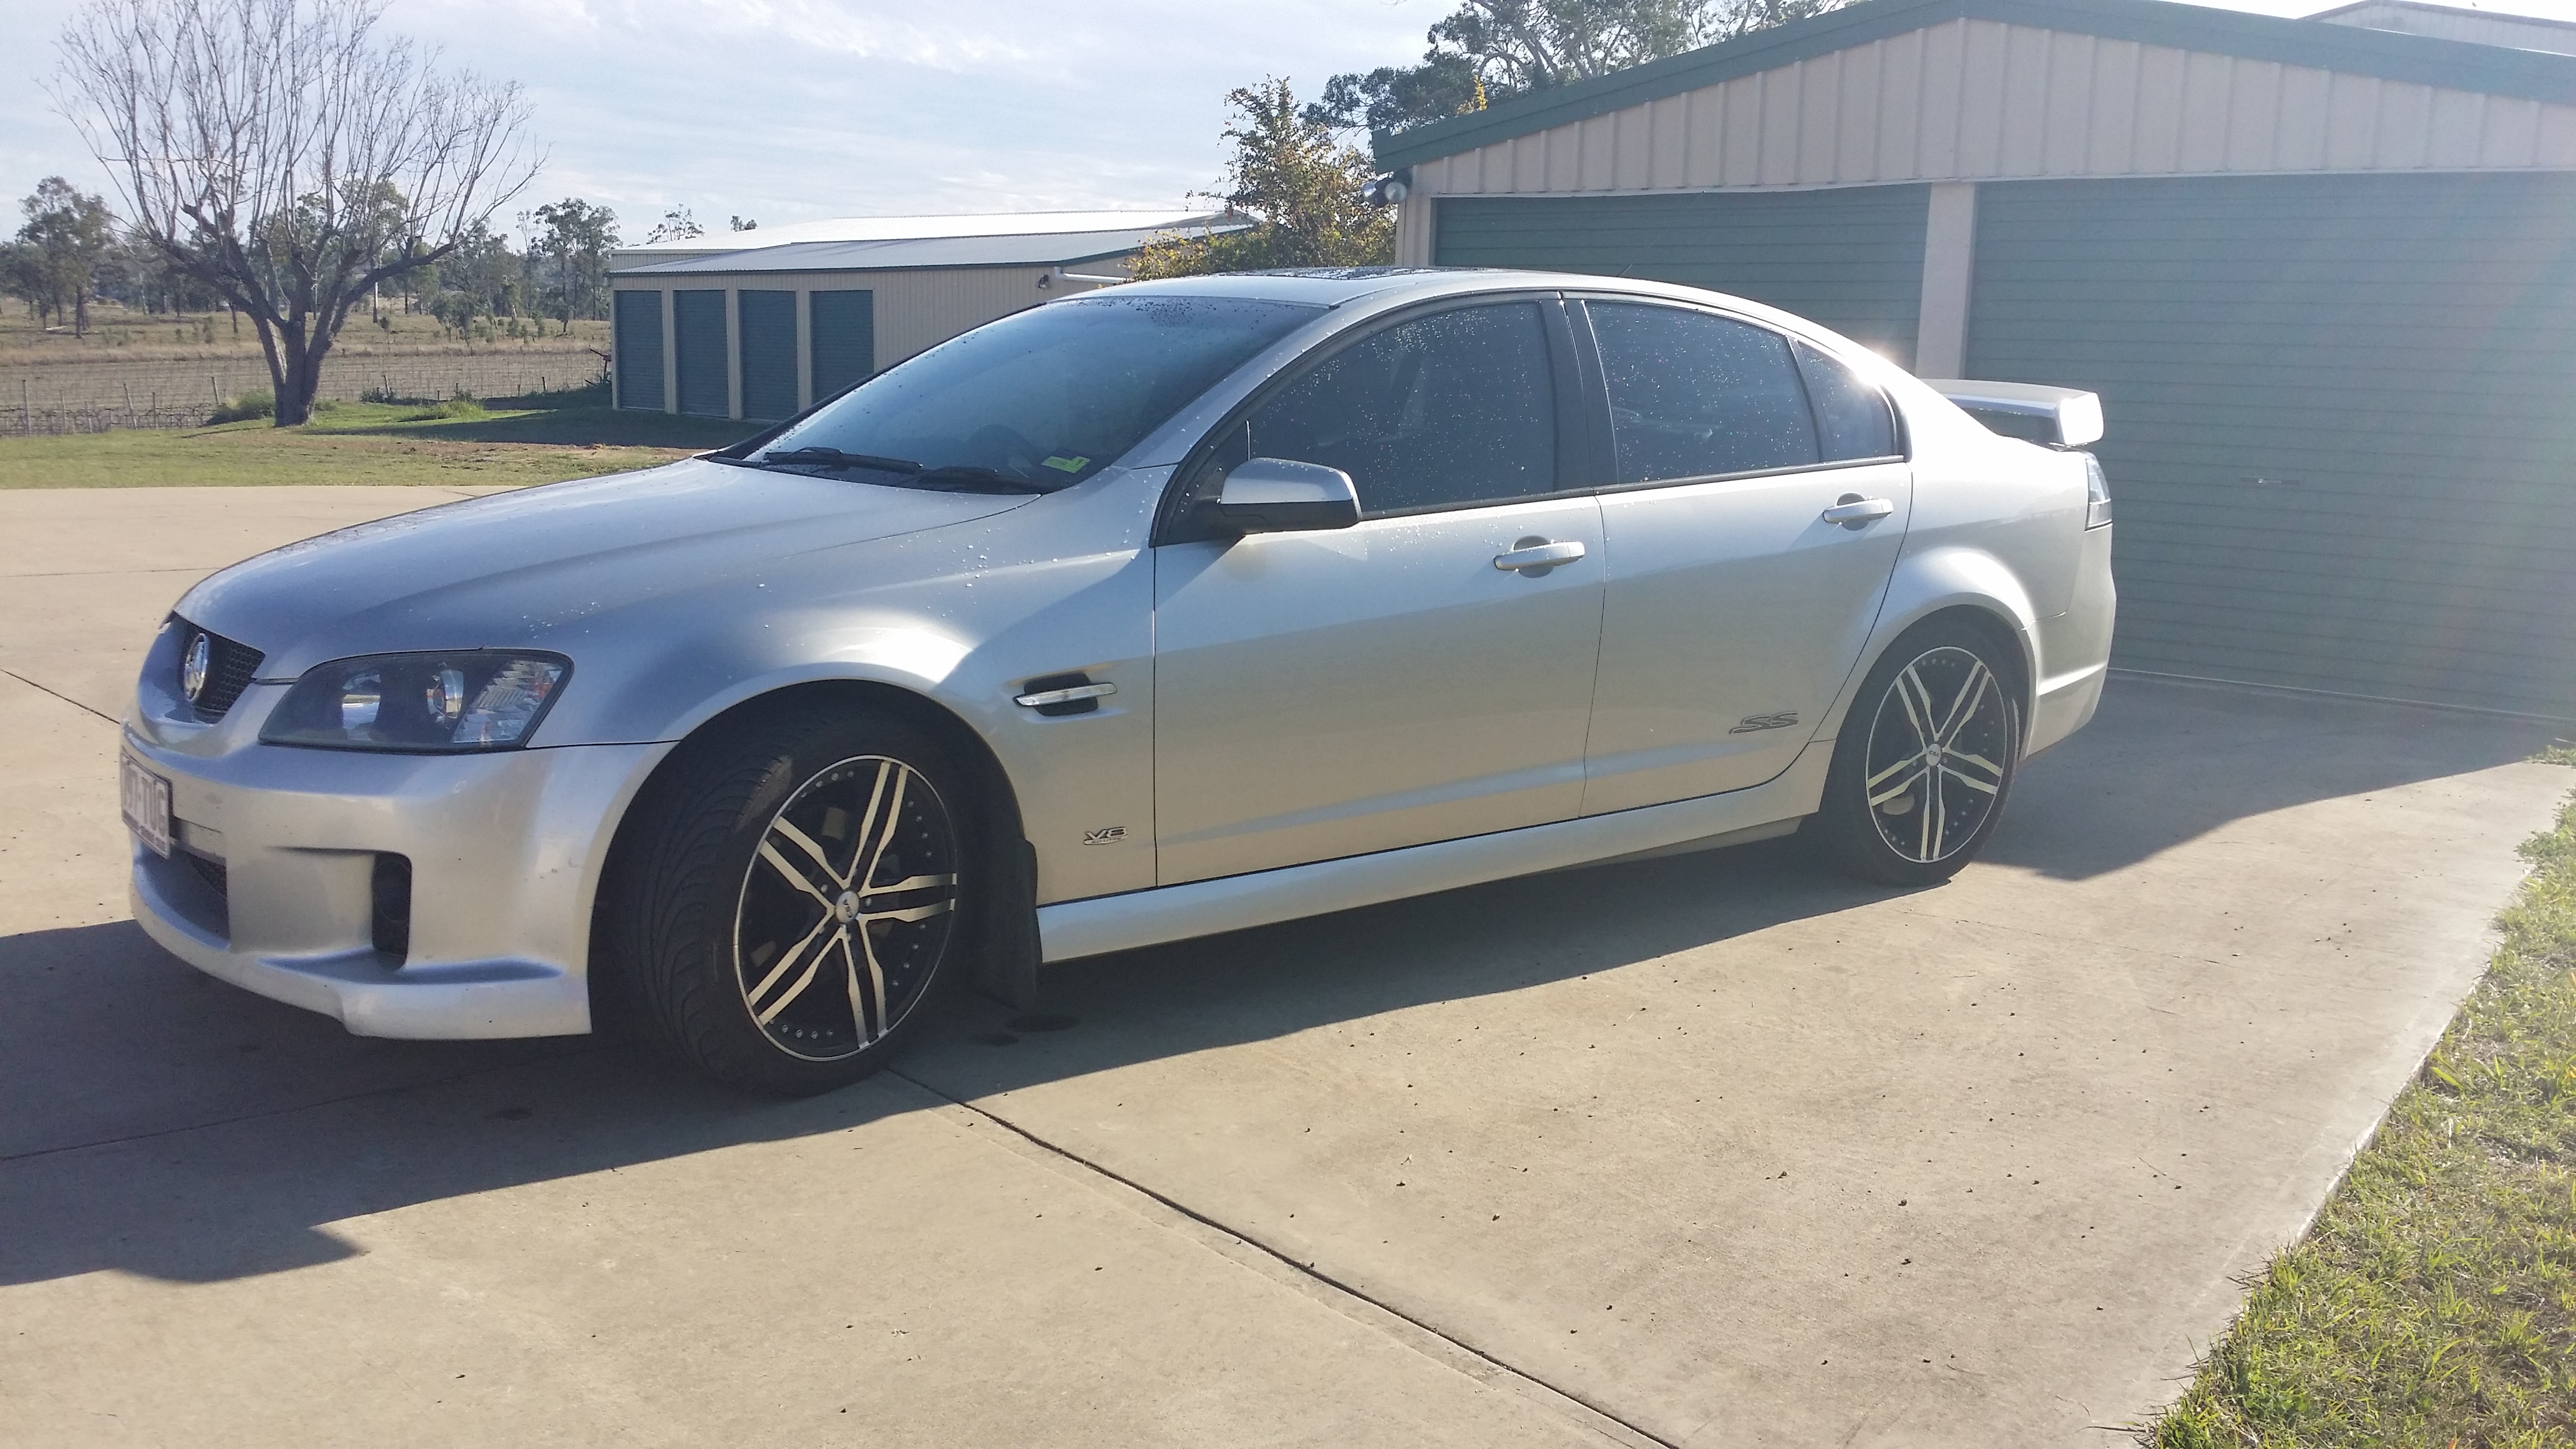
[[120, 752, 172, 858]]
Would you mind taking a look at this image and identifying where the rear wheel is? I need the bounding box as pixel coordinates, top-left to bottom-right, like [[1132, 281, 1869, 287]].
[[603, 706, 972, 1095], [1810, 620, 2021, 886]]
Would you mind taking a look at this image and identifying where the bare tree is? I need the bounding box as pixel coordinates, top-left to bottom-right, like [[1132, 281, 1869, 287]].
[[53, 0, 537, 424]]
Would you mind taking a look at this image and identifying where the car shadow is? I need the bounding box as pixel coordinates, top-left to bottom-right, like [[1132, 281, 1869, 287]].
[[2, 674, 2554, 1288], [310, 406, 755, 451]]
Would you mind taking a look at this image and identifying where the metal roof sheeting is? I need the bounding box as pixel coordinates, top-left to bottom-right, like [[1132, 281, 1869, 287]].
[[619, 225, 1244, 277], [1375, 0, 2576, 170]]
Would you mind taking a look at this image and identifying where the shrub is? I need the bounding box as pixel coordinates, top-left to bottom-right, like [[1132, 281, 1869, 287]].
[[206, 389, 274, 424]]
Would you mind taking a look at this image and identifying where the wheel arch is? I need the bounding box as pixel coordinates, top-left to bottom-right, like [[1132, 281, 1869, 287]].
[[587, 676, 1033, 1026], [1823, 546, 2042, 745]]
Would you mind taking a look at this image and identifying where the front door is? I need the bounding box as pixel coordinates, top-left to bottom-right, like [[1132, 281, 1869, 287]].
[[1153, 300, 1606, 886], [1576, 301, 1912, 815]]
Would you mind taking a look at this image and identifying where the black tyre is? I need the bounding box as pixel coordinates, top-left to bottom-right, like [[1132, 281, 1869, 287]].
[[602, 706, 973, 1095], [1809, 619, 2022, 886]]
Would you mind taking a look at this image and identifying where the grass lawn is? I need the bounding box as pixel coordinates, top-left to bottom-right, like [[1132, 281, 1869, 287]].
[[0, 402, 756, 489], [2150, 767, 2576, 1446]]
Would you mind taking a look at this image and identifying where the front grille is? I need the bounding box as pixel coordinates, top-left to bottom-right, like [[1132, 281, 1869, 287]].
[[173, 617, 265, 721]]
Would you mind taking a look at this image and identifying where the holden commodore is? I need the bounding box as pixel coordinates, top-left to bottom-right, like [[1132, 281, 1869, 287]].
[[121, 268, 2115, 1094]]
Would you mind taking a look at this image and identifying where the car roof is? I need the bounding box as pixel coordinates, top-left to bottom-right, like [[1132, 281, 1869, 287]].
[[1093, 267, 1823, 337]]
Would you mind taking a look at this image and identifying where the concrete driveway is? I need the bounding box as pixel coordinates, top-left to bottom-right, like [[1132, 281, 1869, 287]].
[[2, 485, 2566, 1447]]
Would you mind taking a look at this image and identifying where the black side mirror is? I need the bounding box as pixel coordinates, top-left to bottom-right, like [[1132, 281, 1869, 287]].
[[1216, 457, 1362, 534]]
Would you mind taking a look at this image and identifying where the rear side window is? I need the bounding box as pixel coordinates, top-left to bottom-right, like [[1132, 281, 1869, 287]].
[[1793, 340, 1899, 461], [1244, 302, 1556, 514], [1589, 303, 1818, 484]]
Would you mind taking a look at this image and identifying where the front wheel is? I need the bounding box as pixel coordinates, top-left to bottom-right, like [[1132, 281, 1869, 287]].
[[1808, 621, 2022, 886], [602, 706, 974, 1095]]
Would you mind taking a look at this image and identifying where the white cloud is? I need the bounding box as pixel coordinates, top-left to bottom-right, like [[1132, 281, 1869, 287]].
[[13, 0, 2576, 235]]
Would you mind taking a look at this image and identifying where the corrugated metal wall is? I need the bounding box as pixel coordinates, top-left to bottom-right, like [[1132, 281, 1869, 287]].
[[1435, 187, 1931, 365], [613, 290, 663, 411], [809, 290, 876, 398], [1968, 170, 2576, 716], [1407, 17, 2576, 200], [738, 290, 798, 421], [672, 290, 729, 417]]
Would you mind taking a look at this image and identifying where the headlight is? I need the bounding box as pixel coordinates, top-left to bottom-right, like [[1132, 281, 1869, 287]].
[[260, 651, 570, 752]]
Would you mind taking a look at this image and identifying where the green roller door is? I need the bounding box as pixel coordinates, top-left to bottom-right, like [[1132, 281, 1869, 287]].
[[810, 290, 876, 398], [1968, 173, 2576, 718], [613, 290, 663, 411], [738, 290, 798, 421], [673, 289, 729, 417], [1435, 187, 1930, 366]]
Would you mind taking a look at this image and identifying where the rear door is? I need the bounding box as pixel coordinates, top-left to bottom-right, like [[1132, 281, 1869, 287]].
[[1578, 301, 1911, 816], [1152, 299, 1606, 885]]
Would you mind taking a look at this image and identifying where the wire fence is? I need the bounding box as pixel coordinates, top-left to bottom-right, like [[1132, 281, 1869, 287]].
[[4, 351, 612, 437]]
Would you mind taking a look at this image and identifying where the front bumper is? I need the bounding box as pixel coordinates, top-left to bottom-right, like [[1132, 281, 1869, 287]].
[[125, 701, 666, 1040]]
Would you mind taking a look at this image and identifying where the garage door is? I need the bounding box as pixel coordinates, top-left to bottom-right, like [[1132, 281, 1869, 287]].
[[1969, 173, 2576, 718], [1434, 187, 1930, 366], [612, 290, 662, 412], [673, 289, 729, 417]]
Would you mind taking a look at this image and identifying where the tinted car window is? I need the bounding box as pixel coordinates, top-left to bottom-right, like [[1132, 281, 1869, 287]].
[[1590, 303, 1819, 484], [1243, 302, 1556, 514], [1793, 340, 1899, 461], [761, 295, 1320, 489]]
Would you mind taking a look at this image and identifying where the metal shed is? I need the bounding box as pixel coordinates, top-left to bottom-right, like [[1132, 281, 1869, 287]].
[[608, 212, 1237, 423], [1375, 0, 2576, 718]]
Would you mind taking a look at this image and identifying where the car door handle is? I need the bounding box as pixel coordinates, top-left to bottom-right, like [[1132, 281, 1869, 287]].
[[1822, 495, 1896, 528], [1493, 540, 1586, 572]]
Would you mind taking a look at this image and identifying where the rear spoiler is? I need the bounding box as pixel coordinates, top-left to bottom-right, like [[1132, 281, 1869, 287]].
[[1919, 379, 2104, 449]]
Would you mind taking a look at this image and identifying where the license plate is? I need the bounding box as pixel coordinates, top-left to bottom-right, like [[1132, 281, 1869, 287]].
[[120, 752, 172, 858]]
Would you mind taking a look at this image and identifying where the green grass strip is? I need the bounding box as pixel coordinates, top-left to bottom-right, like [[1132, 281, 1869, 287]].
[[2150, 775, 2576, 1446]]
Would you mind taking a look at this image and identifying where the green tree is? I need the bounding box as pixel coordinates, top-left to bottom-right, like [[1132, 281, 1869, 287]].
[[1131, 79, 1393, 280], [646, 205, 703, 243], [1311, 0, 1850, 134], [15, 177, 115, 334], [525, 198, 618, 332], [54, 0, 537, 424]]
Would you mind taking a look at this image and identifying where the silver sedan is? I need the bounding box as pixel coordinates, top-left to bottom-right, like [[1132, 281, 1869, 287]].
[[120, 268, 2115, 1093]]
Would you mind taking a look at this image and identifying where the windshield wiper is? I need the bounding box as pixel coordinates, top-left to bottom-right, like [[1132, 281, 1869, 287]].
[[761, 446, 925, 473], [756, 448, 1061, 494]]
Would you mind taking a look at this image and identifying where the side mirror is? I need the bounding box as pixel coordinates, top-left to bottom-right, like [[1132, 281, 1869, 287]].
[[1216, 457, 1361, 534]]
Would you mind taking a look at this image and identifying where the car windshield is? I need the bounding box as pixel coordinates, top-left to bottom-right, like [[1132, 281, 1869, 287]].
[[750, 294, 1322, 490]]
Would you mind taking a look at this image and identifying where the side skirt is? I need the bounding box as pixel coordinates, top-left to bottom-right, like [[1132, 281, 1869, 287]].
[[1037, 741, 1835, 964]]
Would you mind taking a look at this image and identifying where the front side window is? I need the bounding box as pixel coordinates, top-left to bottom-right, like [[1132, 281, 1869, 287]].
[[756, 295, 1320, 490], [1589, 303, 1820, 484], [1241, 302, 1557, 514]]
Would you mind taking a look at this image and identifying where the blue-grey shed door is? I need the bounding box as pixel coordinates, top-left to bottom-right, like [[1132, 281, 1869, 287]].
[[1969, 172, 2576, 718], [738, 290, 798, 421], [613, 290, 663, 411], [672, 289, 729, 417], [1434, 187, 1931, 367], [809, 290, 876, 399]]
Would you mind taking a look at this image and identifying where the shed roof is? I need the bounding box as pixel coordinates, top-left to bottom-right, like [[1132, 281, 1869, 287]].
[[615, 223, 1244, 277], [1373, 0, 2576, 170]]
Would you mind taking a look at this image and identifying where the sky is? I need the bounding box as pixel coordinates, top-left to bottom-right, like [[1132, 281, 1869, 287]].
[[8, 0, 2576, 245]]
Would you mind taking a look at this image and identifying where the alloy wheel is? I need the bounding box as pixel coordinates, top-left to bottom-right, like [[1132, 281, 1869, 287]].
[[732, 754, 959, 1061], [1860, 645, 2013, 864]]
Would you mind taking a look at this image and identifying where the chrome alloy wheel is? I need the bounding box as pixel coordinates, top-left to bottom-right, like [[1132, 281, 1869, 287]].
[[733, 754, 959, 1061], [1860, 646, 2013, 864]]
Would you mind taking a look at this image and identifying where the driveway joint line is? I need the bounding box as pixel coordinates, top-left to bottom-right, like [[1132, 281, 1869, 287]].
[[2, 668, 118, 726], [888, 1066, 1678, 1449]]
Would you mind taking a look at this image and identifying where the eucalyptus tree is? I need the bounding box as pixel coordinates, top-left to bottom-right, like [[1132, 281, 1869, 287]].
[[53, 0, 538, 423]]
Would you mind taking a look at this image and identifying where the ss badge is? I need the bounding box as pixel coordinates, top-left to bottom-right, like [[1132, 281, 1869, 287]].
[[1082, 826, 1128, 845], [1729, 711, 1800, 734]]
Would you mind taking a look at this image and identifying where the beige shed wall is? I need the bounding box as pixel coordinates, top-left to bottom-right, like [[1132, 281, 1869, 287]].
[[1406, 16, 2576, 201]]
